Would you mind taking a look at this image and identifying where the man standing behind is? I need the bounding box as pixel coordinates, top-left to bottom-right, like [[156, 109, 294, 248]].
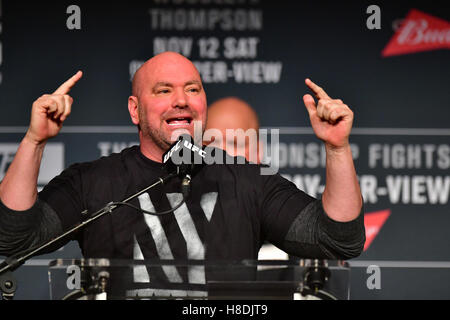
[[205, 97, 262, 164], [205, 97, 291, 260]]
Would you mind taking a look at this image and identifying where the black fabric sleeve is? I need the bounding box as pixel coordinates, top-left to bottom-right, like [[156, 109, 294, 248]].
[[258, 171, 365, 260], [0, 198, 64, 257], [38, 162, 87, 233], [259, 172, 317, 247], [283, 199, 366, 259]]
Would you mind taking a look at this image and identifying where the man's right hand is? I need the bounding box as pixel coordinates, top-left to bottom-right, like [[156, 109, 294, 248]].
[[25, 71, 83, 145]]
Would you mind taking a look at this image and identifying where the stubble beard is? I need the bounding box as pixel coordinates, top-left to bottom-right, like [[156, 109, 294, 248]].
[[138, 105, 206, 151], [138, 107, 173, 152]]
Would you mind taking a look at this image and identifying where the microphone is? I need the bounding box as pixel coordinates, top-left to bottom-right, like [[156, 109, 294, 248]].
[[162, 134, 206, 197]]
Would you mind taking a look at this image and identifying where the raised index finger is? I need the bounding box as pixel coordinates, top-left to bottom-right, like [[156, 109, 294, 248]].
[[305, 78, 331, 100], [53, 71, 83, 95]]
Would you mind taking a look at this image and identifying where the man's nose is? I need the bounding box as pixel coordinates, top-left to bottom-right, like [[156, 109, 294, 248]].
[[172, 88, 188, 108]]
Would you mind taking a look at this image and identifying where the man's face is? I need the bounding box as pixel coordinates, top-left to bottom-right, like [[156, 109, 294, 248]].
[[134, 57, 207, 152]]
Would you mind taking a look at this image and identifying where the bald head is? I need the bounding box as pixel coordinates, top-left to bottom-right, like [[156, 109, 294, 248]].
[[206, 97, 259, 133], [132, 52, 202, 97], [205, 97, 261, 163], [128, 51, 207, 162]]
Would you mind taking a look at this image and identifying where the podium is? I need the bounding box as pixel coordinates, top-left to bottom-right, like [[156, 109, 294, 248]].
[[48, 259, 350, 300]]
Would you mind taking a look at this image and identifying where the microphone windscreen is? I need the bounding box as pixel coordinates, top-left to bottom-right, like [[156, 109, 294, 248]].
[[162, 134, 205, 176]]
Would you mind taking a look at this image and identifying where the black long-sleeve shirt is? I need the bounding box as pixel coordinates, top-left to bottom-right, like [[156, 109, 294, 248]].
[[0, 146, 365, 296]]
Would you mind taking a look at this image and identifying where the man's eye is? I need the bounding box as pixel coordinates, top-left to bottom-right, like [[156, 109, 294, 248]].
[[157, 89, 170, 94], [187, 87, 200, 93]]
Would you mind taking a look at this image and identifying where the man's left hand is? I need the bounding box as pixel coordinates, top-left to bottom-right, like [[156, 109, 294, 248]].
[[303, 78, 354, 149]]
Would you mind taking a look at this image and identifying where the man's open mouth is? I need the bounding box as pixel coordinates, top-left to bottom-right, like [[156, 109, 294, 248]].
[[165, 116, 193, 126]]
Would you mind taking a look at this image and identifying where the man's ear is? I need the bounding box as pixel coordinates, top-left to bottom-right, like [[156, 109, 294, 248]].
[[128, 96, 140, 125]]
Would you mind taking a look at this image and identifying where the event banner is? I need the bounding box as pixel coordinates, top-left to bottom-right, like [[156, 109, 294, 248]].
[[0, 1, 449, 299]]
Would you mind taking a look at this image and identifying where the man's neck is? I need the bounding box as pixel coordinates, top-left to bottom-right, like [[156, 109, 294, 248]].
[[139, 136, 165, 163]]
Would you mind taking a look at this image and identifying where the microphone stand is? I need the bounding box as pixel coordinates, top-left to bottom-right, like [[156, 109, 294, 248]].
[[0, 172, 177, 300]]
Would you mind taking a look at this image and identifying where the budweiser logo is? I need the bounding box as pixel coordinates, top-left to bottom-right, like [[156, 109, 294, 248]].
[[382, 9, 450, 57]]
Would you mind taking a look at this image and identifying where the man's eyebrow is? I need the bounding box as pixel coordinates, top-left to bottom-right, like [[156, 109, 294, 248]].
[[152, 80, 201, 89], [153, 82, 173, 89], [185, 80, 202, 86]]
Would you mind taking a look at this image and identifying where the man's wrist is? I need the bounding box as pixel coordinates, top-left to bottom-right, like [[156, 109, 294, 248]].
[[324, 141, 351, 156], [23, 131, 47, 148]]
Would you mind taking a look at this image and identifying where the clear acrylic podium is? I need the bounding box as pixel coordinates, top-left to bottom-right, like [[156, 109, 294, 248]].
[[48, 259, 350, 300]]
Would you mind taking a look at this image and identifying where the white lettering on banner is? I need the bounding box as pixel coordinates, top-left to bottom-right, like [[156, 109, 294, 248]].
[[149, 9, 262, 31], [153, 37, 193, 57], [282, 173, 449, 205], [359, 174, 449, 205], [232, 61, 282, 83], [385, 175, 449, 205], [97, 141, 138, 156], [397, 19, 450, 45], [129, 58, 282, 84], [223, 37, 259, 59], [193, 61, 227, 83], [197, 37, 220, 59], [130, 192, 217, 297], [135, 4, 285, 84], [272, 142, 358, 169], [0, 143, 64, 185], [426, 176, 450, 204], [277, 143, 324, 169], [369, 143, 450, 169], [192, 60, 282, 84], [359, 175, 378, 204]]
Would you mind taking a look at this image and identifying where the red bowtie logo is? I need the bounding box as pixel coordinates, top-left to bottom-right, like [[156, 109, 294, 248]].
[[382, 9, 450, 57]]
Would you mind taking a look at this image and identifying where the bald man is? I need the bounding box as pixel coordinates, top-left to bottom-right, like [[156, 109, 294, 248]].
[[206, 97, 293, 261], [0, 52, 365, 298], [128, 52, 207, 162], [205, 97, 261, 163]]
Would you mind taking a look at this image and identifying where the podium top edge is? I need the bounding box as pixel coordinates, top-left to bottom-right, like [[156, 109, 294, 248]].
[[46, 258, 349, 268]]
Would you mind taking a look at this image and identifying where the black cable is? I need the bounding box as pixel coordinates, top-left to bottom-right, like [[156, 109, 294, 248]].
[[110, 174, 192, 216], [109, 198, 185, 216]]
